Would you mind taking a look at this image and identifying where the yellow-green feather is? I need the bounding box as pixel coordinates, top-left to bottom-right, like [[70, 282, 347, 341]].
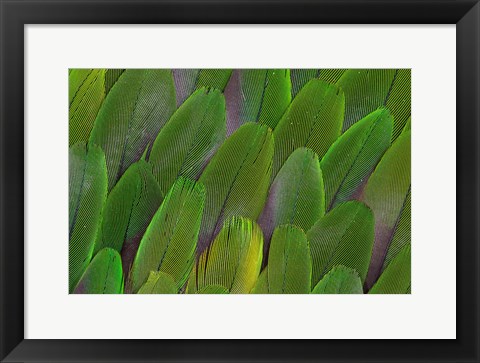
[[137, 271, 178, 294], [127, 177, 205, 293], [69, 69, 106, 146], [188, 217, 263, 294], [198, 123, 273, 254]]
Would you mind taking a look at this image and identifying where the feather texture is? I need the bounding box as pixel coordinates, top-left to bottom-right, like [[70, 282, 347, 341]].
[[149, 88, 226, 195], [386, 69, 411, 141], [403, 116, 411, 133], [290, 69, 346, 97], [383, 189, 411, 272], [250, 270, 268, 294], [187, 217, 263, 294], [195, 285, 229, 294], [73, 248, 123, 294], [224, 69, 291, 135], [272, 79, 345, 178], [362, 130, 411, 289], [369, 244, 411, 294], [311, 265, 363, 294], [137, 271, 178, 294], [337, 69, 411, 132], [69, 143, 108, 292], [93, 160, 163, 276], [127, 177, 205, 293], [266, 225, 312, 294], [89, 69, 176, 190], [197, 123, 274, 254], [307, 201, 374, 286], [321, 108, 393, 210], [258, 147, 324, 260], [69, 69, 106, 146], [172, 69, 232, 107], [104, 69, 125, 94]]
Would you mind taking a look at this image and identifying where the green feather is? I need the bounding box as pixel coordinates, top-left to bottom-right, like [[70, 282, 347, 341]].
[[321, 108, 393, 210], [224, 69, 291, 134], [73, 248, 123, 294], [258, 147, 324, 259], [290, 69, 346, 97], [89, 69, 176, 191], [127, 177, 205, 293], [93, 160, 163, 276], [369, 244, 411, 294], [266, 225, 312, 294], [383, 189, 411, 272], [250, 270, 269, 294], [311, 265, 363, 294], [187, 217, 263, 294], [386, 69, 411, 142], [198, 123, 273, 254], [137, 271, 178, 294], [195, 285, 230, 294], [104, 69, 125, 94], [362, 130, 411, 289], [172, 69, 232, 107], [196, 69, 232, 91], [403, 116, 411, 133], [69, 143, 108, 292], [149, 88, 226, 195], [272, 79, 345, 178], [337, 69, 410, 132], [69, 69, 106, 146], [307, 201, 374, 286]]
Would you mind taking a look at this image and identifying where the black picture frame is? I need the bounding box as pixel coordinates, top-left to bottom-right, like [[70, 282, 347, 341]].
[[1, 0, 478, 362]]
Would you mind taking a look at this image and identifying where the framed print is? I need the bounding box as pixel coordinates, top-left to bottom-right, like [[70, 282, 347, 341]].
[[1, 0, 479, 362]]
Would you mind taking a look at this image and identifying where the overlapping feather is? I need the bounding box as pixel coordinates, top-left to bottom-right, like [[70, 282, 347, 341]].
[[311, 266, 363, 294], [307, 201, 374, 286], [69, 143, 108, 292], [321, 108, 393, 210], [127, 177, 205, 293], [272, 79, 345, 178], [197, 122, 274, 254], [290, 69, 346, 97], [137, 271, 178, 294], [258, 147, 324, 260], [224, 69, 291, 135], [68, 68, 412, 295], [362, 130, 411, 289], [93, 160, 163, 276], [337, 69, 411, 134], [187, 217, 263, 294], [266, 225, 312, 294], [369, 244, 411, 294], [69, 69, 106, 146], [73, 248, 124, 294], [89, 69, 176, 190], [172, 69, 232, 106], [148, 88, 226, 195]]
